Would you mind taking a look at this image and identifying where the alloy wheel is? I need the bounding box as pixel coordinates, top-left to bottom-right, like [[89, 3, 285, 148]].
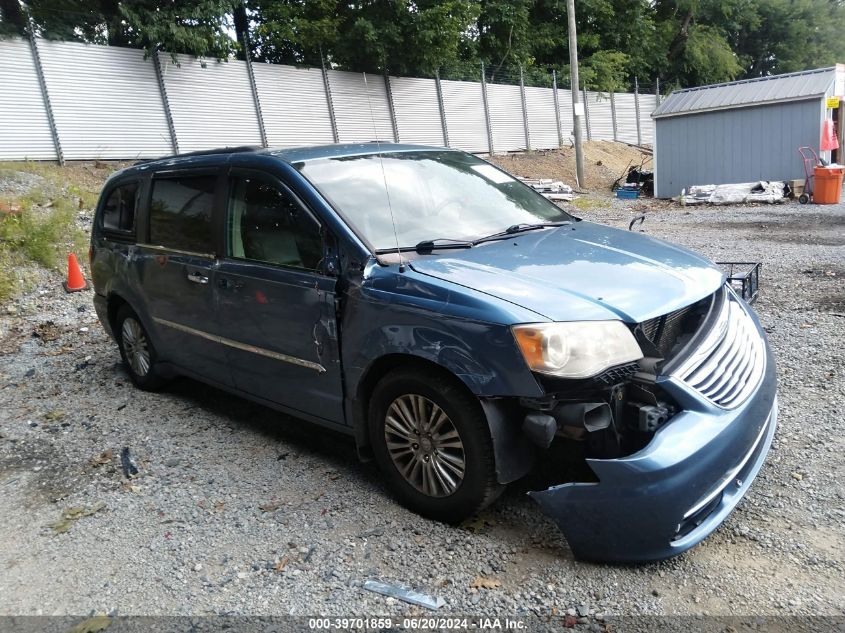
[[384, 394, 466, 498], [121, 317, 151, 378]]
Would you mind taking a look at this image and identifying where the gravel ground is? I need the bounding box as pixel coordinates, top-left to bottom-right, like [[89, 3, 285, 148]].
[[0, 193, 843, 622]]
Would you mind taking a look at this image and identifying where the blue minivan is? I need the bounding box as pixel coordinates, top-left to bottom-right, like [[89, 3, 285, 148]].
[[91, 144, 777, 562]]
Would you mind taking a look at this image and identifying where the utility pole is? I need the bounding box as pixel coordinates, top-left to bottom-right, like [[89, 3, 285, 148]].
[[566, 0, 585, 188]]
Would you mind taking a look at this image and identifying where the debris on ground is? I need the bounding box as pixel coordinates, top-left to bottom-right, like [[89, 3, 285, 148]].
[[358, 526, 386, 538], [681, 181, 789, 205], [363, 580, 446, 610], [461, 515, 496, 533], [273, 555, 292, 572], [258, 499, 282, 513], [628, 213, 647, 232], [470, 576, 502, 589], [48, 502, 106, 534], [516, 177, 575, 200], [0, 201, 22, 216], [611, 155, 654, 199], [626, 166, 654, 196], [488, 141, 652, 193], [119, 447, 138, 478], [89, 449, 113, 468]]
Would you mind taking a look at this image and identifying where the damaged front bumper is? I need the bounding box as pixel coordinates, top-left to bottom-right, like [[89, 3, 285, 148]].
[[529, 342, 778, 563]]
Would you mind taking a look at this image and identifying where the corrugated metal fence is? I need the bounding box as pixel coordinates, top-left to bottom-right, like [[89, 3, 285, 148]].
[[0, 37, 659, 162]]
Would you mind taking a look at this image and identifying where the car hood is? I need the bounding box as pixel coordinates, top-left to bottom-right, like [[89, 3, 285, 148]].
[[408, 221, 725, 323]]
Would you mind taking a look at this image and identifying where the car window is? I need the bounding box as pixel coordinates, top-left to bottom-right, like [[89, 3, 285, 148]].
[[297, 150, 572, 251], [101, 182, 138, 233], [149, 175, 216, 254], [227, 175, 323, 271]]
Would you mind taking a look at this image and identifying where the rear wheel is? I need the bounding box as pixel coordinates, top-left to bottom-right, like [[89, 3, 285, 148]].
[[798, 192, 810, 204], [116, 305, 164, 391], [368, 367, 503, 523]]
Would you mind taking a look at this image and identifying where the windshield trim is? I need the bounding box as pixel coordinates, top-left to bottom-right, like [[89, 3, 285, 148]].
[[295, 149, 575, 257]]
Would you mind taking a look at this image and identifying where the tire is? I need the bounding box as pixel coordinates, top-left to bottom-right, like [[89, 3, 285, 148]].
[[799, 193, 810, 204], [368, 367, 504, 523], [115, 305, 164, 391]]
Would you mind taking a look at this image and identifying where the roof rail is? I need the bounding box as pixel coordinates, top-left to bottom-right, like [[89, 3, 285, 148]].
[[133, 145, 263, 165]]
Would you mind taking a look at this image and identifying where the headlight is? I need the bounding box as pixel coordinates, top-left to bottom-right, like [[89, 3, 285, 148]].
[[512, 321, 643, 379]]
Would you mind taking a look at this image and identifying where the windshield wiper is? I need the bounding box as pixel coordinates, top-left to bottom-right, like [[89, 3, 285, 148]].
[[374, 238, 473, 255], [377, 222, 570, 256], [414, 238, 474, 254], [473, 220, 571, 245]]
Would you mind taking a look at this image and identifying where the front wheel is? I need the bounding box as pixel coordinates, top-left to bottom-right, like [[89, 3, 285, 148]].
[[115, 305, 164, 391], [798, 192, 810, 204], [368, 367, 503, 523]]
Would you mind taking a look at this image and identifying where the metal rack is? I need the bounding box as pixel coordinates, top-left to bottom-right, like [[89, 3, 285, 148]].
[[717, 262, 761, 303]]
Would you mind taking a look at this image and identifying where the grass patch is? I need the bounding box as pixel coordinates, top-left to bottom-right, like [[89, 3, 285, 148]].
[[0, 161, 53, 180], [0, 166, 92, 303], [568, 196, 608, 211], [1, 199, 83, 269], [0, 247, 18, 303], [0, 200, 87, 302]]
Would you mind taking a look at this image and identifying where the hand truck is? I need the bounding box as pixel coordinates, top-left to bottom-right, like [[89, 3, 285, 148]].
[[797, 146, 818, 204]]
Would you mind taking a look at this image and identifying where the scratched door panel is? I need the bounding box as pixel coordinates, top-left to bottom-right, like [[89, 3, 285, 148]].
[[214, 259, 344, 424], [133, 248, 233, 385]]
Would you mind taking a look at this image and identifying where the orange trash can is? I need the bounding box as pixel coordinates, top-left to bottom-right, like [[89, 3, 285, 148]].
[[812, 165, 844, 204]]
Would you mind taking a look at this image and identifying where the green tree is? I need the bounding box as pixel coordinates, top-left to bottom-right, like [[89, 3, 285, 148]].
[[246, 0, 341, 67], [727, 0, 845, 77], [248, 0, 478, 76], [120, 0, 237, 59], [6, 0, 845, 91], [581, 50, 632, 92], [4, 0, 238, 58], [17, 0, 126, 44], [477, 0, 533, 81], [654, 0, 743, 87], [0, 0, 27, 36], [562, 0, 660, 91]]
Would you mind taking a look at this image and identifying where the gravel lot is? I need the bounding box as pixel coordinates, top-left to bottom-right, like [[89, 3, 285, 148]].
[[0, 191, 843, 622]]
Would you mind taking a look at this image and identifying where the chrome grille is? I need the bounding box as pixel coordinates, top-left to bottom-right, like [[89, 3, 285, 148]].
[[673, 289, 765, 408]]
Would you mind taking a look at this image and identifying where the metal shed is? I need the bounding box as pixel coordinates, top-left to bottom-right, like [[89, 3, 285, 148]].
[[653, 66, 845, 198]]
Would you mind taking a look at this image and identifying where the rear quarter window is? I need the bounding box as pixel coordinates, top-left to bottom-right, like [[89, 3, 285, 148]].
[[149, 175, 216, 254], [101, 182, 139, 235]]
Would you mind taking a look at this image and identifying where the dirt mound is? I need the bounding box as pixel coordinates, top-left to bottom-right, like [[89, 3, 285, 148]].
[[488, 141, 652, 195]]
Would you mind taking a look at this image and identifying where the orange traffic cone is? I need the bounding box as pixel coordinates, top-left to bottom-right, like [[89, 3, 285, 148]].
[[63, 253, 88, 292]]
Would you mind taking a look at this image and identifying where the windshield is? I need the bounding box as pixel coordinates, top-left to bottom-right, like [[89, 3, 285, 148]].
[[296, 150, 573, 251]]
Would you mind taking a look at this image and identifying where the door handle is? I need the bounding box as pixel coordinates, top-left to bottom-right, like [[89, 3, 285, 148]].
[[187, 272, 209, 284]]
